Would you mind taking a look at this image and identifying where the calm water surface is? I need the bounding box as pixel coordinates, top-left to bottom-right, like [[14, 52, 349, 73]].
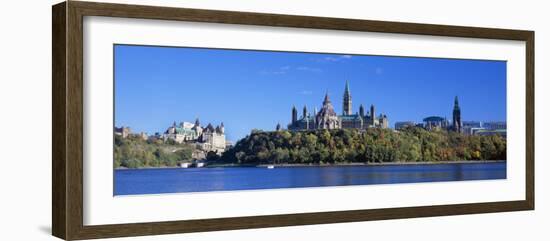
[[114, 162, 506, 195]]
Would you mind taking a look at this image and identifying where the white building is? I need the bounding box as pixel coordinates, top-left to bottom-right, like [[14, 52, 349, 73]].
[[462, 121, 483, 135], [163, 119, 227, 153], [199, 123, 226, 153]]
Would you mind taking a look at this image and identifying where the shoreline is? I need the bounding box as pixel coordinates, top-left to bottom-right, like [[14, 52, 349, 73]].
[[255, 160, 505, 167], [115, 160, 505, 170]]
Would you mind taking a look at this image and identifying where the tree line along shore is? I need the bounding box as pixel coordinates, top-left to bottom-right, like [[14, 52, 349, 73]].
[[115, 135, 192, 168], [115, 127, 505, 168], [219, 127, 506, 165]]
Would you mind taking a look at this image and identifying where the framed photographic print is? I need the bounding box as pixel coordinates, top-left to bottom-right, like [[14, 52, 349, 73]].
[[52, 1, 534, 240]]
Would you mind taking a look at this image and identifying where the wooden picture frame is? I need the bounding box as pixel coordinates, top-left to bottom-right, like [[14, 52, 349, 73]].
[[52, 1, 534, 240]]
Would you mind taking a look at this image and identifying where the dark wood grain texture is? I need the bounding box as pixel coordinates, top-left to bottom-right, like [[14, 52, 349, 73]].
[[66, 1, 85, 240], [52, 2, 67, 239], [525, 32, 535, 209], [52, 1, 535, 240]]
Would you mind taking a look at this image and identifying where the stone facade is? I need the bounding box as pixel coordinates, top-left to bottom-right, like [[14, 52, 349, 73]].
[[198, 123, 226, 153], [163, 119, 226, 153], [316, 94, 341, 129], [164, 120, 202, 143], [288, 81, 389, 131], [423, 116, 449, 131], [452, 96, 462, 133], [114, 126, 148, 140], [114, 126, 130, 138]]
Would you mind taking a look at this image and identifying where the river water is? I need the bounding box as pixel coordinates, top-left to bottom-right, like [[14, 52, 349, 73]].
[[114, 161, 506, 195]]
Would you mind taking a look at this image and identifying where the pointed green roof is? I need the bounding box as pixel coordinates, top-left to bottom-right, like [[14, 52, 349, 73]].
[[344, 80, 351, 97], [345, 80, 350, 92], [454, 96, 460, 110]]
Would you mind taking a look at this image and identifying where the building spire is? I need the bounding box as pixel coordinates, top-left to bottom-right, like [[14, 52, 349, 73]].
[[291, 105, 298, 123], [323, 91, 331, 104], [452, 96, 462, 132], [370, 104, 375, 123], [343, 80, 352, 115]]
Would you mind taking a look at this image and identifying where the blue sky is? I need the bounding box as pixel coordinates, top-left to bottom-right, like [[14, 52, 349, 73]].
[[114, 45, 506, 142]]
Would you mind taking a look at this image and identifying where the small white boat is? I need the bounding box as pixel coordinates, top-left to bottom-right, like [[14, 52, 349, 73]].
[[179, 163, 190, 168], [267, 165, 275, 169], [196, 162, 205, 168]]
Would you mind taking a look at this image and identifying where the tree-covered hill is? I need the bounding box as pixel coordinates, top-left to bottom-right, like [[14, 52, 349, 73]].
[[114, 135, 194, 168], [221, 127, 506, 165]]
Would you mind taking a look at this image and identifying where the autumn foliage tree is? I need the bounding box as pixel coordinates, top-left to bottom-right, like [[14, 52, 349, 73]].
[[221, 127, 506, 164]]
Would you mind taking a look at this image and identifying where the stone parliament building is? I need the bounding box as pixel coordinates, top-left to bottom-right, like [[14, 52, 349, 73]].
[[288, 81, 388, 131]]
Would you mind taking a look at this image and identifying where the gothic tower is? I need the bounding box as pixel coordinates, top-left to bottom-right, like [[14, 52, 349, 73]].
[[452, 96, 462, 132], [291, 105, 297, 123], [359, 104, 365, 118], [343, 80, 352, 115], [370, 104, 375, 123], [313, 107, 318, 126]]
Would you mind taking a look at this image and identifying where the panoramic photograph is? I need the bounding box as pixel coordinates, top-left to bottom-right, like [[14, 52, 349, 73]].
[[113, 44, 507, 196]]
